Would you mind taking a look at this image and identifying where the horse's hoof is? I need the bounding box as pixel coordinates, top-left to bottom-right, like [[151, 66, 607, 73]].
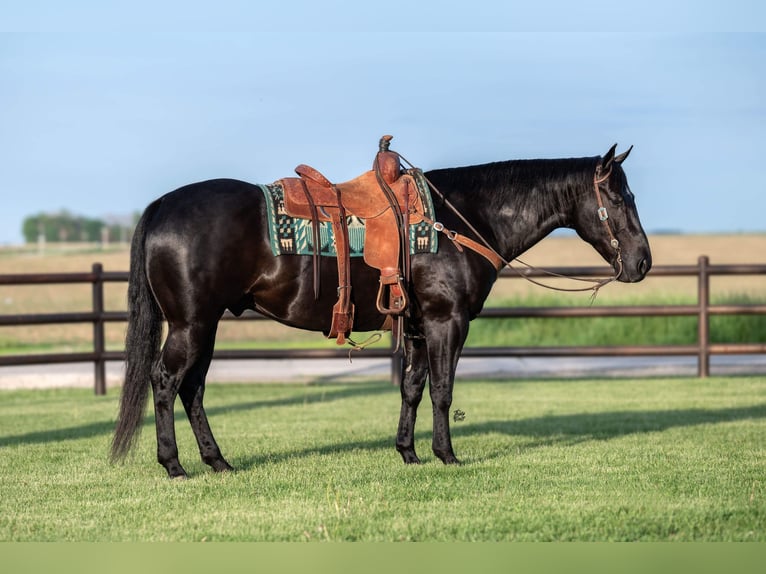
[[398, 450, 421, 464], [435, 452, 461, 465], [169, 473, 188, 481], [212, 461, 234, 473], [165, 463, 188, 479]]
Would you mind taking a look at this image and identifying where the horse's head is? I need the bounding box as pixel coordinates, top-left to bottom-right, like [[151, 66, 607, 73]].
[[573, 144, 652, 282]]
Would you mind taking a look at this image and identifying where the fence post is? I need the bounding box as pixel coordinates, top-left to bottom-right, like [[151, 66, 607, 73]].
[[697, 255, 710, 378], [92, 263, 107, 395]]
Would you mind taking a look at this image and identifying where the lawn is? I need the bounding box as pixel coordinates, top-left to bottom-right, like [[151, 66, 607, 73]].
[[1, 376, 764, 541]]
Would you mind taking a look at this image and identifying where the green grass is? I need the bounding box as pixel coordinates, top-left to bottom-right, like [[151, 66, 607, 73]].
[[467, 293, 766, 347], [1, 377, 764, 541]]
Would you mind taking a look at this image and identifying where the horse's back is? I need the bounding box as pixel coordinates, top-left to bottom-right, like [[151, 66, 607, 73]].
[[148, 178, 264, 234]]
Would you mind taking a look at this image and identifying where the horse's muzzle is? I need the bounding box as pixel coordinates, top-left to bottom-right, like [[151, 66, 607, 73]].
[[618, 254, 652, 283]]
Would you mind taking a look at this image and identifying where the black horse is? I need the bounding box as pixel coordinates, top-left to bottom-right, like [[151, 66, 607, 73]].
[[111, 143, 651, 478]]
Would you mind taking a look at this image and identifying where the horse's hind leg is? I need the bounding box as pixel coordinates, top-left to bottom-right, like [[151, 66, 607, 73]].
[[178, 353, 233, 473], [396, 336, 429, 464], [152, 321, 220, 478], [152, 358, 186, 478]]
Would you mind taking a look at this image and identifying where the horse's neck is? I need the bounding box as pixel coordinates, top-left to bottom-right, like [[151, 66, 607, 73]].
[[441, 166, 582, 261]]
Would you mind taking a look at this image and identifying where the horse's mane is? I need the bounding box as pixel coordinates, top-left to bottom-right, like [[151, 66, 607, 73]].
[[425, 157, 599, 215]]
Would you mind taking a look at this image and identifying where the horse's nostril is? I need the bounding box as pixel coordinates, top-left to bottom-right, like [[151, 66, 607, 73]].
[[638, 258, 649, 275]]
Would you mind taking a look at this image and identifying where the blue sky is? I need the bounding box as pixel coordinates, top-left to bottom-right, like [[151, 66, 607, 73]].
[[1, 2, 765, 244]]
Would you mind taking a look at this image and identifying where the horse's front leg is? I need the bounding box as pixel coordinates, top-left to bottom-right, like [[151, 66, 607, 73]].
[[424, 315, 469, 465], [396, 335, 429, 464]]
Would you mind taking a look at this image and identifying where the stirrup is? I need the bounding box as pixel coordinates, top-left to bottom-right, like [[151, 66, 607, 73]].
[[376, 275, 408, 315]]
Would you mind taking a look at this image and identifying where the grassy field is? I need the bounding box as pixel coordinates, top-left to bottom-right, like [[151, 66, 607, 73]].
[[1, 234, 764, 353], [1, 376, 764, 541]]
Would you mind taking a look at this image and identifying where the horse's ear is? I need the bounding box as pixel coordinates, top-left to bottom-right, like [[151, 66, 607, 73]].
[[601, 143, 618, 170], [614, 145, 633, 165]]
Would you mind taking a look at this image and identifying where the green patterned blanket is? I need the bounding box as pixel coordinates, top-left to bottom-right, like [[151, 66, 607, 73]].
[[258, 171, 438, 258]]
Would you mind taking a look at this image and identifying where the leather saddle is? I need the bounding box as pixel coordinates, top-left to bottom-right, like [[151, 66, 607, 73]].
[[279, 135, 424, 344]]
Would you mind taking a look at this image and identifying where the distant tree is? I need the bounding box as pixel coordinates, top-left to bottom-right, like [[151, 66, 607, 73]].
[[21, 217, 40, 243], [22, 211, 107, 243]]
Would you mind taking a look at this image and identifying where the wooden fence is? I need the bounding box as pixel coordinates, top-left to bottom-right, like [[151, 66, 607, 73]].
[[1, 256, 765, 394]]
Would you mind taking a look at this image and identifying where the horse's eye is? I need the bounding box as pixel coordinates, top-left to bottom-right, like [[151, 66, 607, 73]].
[[608, 192, 624, 207]]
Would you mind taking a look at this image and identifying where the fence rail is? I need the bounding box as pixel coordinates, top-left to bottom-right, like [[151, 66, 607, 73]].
[[1, 256, 765, 394]]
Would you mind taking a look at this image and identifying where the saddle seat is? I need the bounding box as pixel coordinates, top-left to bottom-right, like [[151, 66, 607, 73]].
[[278, 135, 423, 344], [286, 167, 421, 220]]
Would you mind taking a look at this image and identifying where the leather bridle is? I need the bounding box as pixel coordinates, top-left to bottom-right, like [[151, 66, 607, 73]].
[[592, 164, 624, 277]]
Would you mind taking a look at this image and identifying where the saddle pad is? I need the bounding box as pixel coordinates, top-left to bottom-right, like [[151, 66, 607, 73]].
[[258, 170, 438, 258]]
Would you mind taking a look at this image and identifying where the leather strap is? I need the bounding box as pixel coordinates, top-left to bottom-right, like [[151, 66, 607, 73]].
[[299, 180, 322, 300], [328, 185, 354, 345], [374, 151, 408, 279], [420, 215, 504, 271], [593, 165, 621, 252], [448, 232, 505, 271]]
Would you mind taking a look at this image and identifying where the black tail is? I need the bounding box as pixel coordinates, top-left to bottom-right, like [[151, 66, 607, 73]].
[[111, 200, 164, 462]]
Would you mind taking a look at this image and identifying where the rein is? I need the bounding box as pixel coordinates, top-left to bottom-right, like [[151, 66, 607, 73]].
[[394, 151, 624, 299]]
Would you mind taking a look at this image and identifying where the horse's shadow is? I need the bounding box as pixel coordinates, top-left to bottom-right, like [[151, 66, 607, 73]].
[[0, 382, 392, 449], [204, 381, 393, 418], [233, 402, 766, 470], [451, 403, 766, 459], [0, 419, 117, 449]]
